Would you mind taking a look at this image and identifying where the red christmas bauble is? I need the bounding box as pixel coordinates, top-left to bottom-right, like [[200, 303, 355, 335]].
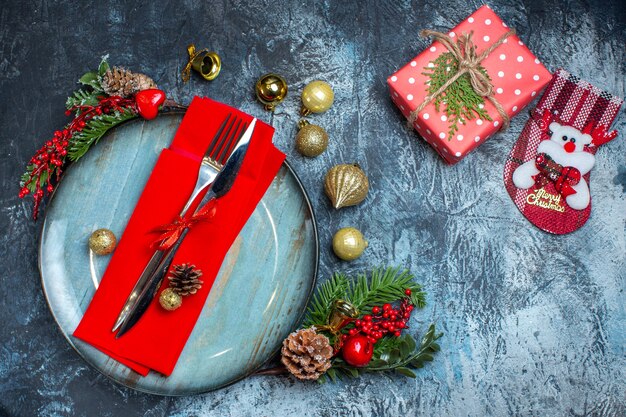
[[135, 89, 166, 120], [342, 334, 374, 367]]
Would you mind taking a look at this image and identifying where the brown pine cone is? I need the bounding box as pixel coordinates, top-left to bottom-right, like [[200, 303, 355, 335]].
[[168, 263, 203, 296], [281, 328, 333, 380], [131, 72, 157, 92], [100, 67, 156, 98]]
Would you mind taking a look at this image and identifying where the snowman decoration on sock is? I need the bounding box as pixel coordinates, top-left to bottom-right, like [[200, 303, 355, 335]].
[[512, 110, 617, 210]]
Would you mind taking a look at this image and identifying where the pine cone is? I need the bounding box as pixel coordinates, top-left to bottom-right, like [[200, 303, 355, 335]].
[[168, 263, 203, 296], [281, 328, 333, 380], [131, 72, 157, 92], [100, 67, 156, 98]]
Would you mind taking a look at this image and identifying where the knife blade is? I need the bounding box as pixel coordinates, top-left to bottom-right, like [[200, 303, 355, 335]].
[[112, 115, 237, 333], [114, 118, 257, 338]]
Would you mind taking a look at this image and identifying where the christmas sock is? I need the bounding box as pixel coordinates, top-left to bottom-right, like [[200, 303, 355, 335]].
[[503, 69, 622, 234]]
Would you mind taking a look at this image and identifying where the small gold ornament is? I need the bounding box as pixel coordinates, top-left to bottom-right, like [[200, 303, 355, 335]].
[[182, 44, 221, 82], [88, 228, 117, 255], [300, 80, 334, 115], [332, 227, 368, 261], [295, 120, 328, 157], [255, 73, 288, 111], [324, 163, 369, 209], [159, 288, 182, 311]]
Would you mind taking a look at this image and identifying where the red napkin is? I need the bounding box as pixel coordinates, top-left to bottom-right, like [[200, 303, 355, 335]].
[[73, 97, 285, 376]]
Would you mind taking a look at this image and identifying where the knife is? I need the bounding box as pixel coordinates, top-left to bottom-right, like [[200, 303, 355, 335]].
[[112, 115, 239, 333], [114, 118, 257, 338]]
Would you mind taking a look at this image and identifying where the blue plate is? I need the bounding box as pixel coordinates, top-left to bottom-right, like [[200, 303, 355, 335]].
[[38, 113, 318, 395]]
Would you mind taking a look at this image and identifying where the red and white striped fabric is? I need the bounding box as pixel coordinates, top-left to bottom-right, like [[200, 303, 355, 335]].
[[503, 69, 623, 234]]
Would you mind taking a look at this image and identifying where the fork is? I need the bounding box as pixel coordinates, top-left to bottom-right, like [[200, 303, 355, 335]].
[[178, 114, 245, 216], [112, 113, 247, 332]]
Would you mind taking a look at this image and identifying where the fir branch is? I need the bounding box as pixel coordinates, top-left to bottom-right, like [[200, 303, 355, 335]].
[[346, 267, 425, 312], [67, 107, 137, 161], [422, 52, 492, 140], [66, 89, 101, 110], [302, 272, 350, 328]]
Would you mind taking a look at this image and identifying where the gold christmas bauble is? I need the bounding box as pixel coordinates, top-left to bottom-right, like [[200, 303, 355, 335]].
[[300, 80, 334, 115], [295, 120, 328, 157], [324, 163, 369, 209], [255, 73, 288, 111], [159, 288, 182, 311], [88, 228, 117, 255], [332, 227, 368, 261]]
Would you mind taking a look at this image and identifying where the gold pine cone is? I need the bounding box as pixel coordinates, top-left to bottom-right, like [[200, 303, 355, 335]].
[[324, 163, 369, 209], [281, 328, 333, 380]]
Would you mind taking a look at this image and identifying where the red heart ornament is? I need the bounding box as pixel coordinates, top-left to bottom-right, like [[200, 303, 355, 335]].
[[135, 89, 166, 120]]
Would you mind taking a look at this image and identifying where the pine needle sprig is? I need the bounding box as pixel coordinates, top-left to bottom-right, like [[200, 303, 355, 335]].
[[346, 267, 426, 312], [67, 107, 137, 160], [422, 52, 492, 140], [303, 272, 349, 328]]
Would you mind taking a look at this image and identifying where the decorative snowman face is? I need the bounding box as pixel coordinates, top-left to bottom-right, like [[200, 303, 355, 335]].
[[548, 122, 593, 153]]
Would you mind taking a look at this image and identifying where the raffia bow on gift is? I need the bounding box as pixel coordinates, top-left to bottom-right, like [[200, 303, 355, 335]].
[[407, 29, 515, 131], [533, 153, 581, 197], [150, 199, 218, 251]]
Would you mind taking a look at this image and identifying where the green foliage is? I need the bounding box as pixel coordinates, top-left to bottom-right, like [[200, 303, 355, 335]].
[[422, 52, 492, 140], [346, 267, 426, 312], [67, 108, 137, 161], [65, 88, 101, 111], [304, 267, 425, 331], [303, 272, 349, 329], [66, 56, 109, 112], [302, 267, 440, 383], [318, 325, 443, 383]]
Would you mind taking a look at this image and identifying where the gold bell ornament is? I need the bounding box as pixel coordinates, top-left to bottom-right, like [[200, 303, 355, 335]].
[[88, 228, 117, 255], [182, 44, 221, 82], [324, 163, 369, 209], [295, 120, 328, 157], [300, 80, 334, 115], [332, 227, 368, 261], [326, 299, 359, 332], [255, 73, 288, 111]]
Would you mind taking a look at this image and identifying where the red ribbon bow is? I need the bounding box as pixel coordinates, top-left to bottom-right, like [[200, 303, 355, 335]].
[[150, 199, 218, 251], [533, 153, 581, 197]]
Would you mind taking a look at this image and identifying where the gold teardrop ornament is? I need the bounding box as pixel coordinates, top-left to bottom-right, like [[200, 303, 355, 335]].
[[255, 73, 288, 111], [300, 80, 334, 115], [295, 120, 328, 157], [332, 227, 368, 261], [324, 163, 369, 209]]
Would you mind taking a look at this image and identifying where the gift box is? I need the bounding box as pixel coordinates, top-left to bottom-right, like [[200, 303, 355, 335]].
[[388, 5, 552, 163]]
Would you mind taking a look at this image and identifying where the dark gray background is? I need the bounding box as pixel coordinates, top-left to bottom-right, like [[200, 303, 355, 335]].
[[1, 1, 624, 416]]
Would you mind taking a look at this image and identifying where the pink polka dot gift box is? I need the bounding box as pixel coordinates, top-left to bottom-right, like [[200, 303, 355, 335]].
[[388, 5, 551, 164]]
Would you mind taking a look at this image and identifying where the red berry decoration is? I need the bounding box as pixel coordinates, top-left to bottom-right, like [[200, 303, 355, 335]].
[[342, 334, 374, 367], [135, 89, 166, 120], [405, 288, 412, 296]]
